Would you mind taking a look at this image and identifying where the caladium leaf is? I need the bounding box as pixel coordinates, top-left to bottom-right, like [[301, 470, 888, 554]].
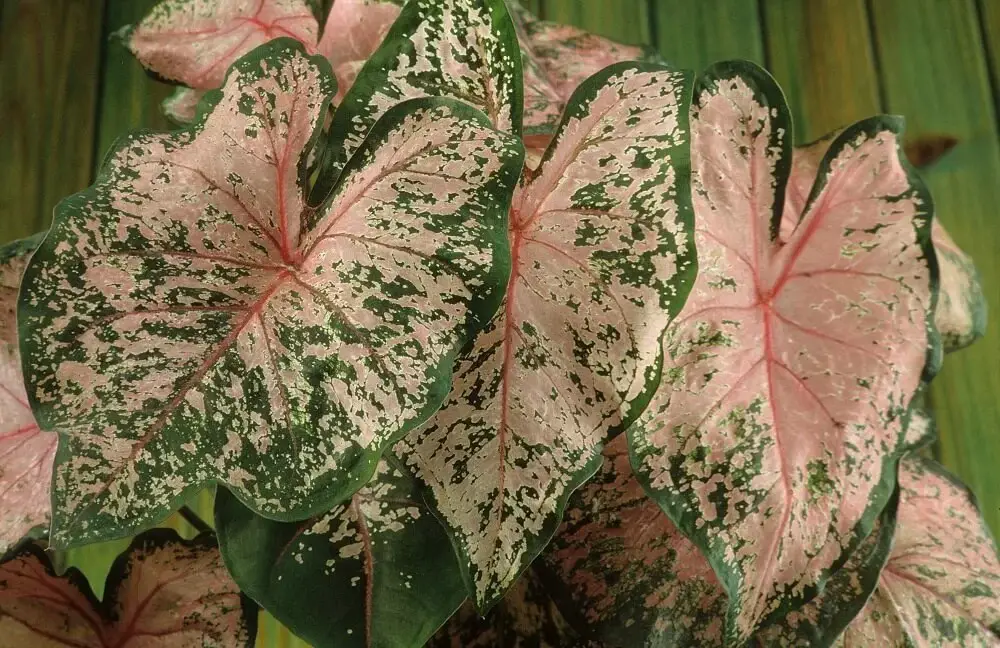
[[398, 61, 696, 610], [508, 4, 653, 136], [310, 0, 523, 203], [540, 436, 728, 648], [628, 61, 937, 643], [763, 457, 1000, 647], [19, 40, 522, 547], [0, 236, 57, 554], [316, 0, 401, 102], [125, 0, 320, 90], [427, 569, 599, 648], [0, 529, 255, 647], [782, 135, 986, 353], [162, 87, 207, 125], [214, 455, 466, 648]]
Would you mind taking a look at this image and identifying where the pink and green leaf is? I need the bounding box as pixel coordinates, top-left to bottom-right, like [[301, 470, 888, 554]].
[[398, 61, 695, 610], [0, 236, 57, 554], [628, 61, 938, 643], [310, 0, 523, 203], [214, 454, 466, 648], [18, 40, 522, 547], [316, 0, 401, 102], [0, 529, 255, 647], [162, 86, 208, 125], [541, 436, 728, 647], [125, 0, 320, 90]]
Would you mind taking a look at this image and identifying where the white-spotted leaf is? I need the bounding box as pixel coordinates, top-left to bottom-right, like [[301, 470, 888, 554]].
[[399, 61, 695, 610], [0, 236, 57, 554], [214, 454, 466, 648], [0, 530, 255, 647], [628, 61, 937, 643], [19, 40, 522, 547], [311, 0, 523, 203], [125, 0, 319, 89], [316, 0, 401, 102], [541, 436, 728, 648]]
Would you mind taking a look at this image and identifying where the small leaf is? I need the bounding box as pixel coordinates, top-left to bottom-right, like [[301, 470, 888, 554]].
[[0, 236, 57, 554], [782, 135, 986, 353], [162, 86, 208, 125], [214, 455, 466, 648], [311, 0, 523, 203], [126, 0, 320, 89], [541, 436, 728, 648], [629, 61, 937, 643], [398, 61, 695, 610], [427, 569, 598, 647], [0, 529, 255, 647], [19, 40, 522, 547], [765, 457, 1000, 647]]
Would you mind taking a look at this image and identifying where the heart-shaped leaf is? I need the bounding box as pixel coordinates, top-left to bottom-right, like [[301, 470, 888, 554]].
[[310, 0, 523, 203], [316, 0, 401, 102], [0, 529, 255, 647], [762, 457, 1000, 647], [427, 569, 598, 648], [125, 0, 320, 90], [782, 135, 986, 353], [0, 236, 57, 554], [398, 61, 695, 610], [214, 454, 466, 648], [19, 39, 522, 547], [540, 436, 728, 648], [628, 61, 937, 643], [508, 3, 652, 136]]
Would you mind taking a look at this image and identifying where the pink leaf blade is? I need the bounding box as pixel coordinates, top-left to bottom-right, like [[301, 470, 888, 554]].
[[19, 42, 521, 548], [316, 0, 401, 101], [0, 236, 57, 554], [930, 220, 987, 352], [126, 0, 320, 90], [629, 61, 937, 643], [162, 87, 207, 126], [399, 61, 695, 611]]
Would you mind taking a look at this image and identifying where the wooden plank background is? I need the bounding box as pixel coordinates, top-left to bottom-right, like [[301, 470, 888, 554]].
[[1, 0, 997, 645]]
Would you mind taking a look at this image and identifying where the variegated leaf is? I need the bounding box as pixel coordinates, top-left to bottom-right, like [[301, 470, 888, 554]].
[[782, 135, 986, 353], [214, 454, 466, 648], [162, 86, 207, 125], [0, 236, 57, 554], [125, 0, 320, 89], [311, 0, 522, 203], [428, 569, 599, 648], [19, 40, 521, 547], [316, 0, 401, 102], [398, 62, 695, 610], [765, 457, 1000, 647], [0, 529, 255, 647], [508, 3, 652, 136], [628, 61, 937, 643], [541, 436, 727, 648]]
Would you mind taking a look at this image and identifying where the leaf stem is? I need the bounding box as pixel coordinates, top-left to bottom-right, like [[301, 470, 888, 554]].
[[178, 506, 213, 535]]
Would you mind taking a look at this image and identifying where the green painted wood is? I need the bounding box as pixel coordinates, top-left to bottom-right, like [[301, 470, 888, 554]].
[[0, 0, 104, 242], [521, 0, 543, 19], [650, 0, 764, 71], [870, 0, 1000, 537], [762, 0, 881, 143], [542, 0, 651, 46]]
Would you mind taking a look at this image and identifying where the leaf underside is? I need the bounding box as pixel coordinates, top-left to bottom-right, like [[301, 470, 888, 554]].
[[0, 529, 255, 647], [398, 61, 696, 610], [0, 236, 57, 554], [19, 40, 521, 547], [214, 455, 466, 648], [628, 61, 937, 643]]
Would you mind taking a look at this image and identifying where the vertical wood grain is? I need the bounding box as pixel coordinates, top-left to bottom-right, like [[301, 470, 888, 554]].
[[870, 0, 1000, 536], [651, 0, 764, 71], [976, 0, 1000, 114], [542, 0, 651, 45], [0, 0, 105, 242], [762, 0, 881, 143]]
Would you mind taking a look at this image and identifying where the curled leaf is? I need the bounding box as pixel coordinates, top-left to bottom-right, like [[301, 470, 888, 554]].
[[399, 62, 695, 609], [19, 40, 521, 546], [629, 61, 937, 642], [214, 456, 466, 648], [125, 0, 319, 89], [0, 529, 255, 647], [162, 86, 208, 125], [541, 436, 727, 648], [0, 236, 57, 554], [316, 0, 401, 102]]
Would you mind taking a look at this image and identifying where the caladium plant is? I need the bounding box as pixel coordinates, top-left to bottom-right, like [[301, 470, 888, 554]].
[[3, 0, 998, 646], [0, 529, 255, 647]]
